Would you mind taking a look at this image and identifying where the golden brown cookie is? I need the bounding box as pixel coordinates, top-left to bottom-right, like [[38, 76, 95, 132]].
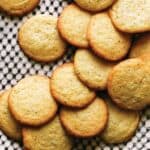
[[108, 58, 150, 110], [9, 75, 58, 126], [0, 0, 40, 16], [88, 12, 131, 61], [140, 54, 150, 65], [23, 116, 72, 150], [50, 63, 95, 108], [0, 89, 22, 140], [74, 49, 115, 90], [109, 0, 150, 33], [139, 55, 150, 105], [74, 0, 116, 12], [18, 15, 66, 62], [58, 4, 91, 48], [101, 97, 140, 144], [60, 97, 108, 138], [129, 33, 150, 58]]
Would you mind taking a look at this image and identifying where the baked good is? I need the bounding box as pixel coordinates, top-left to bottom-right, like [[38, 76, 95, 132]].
[[88, 12, 131, 61], [108, 58, 150, 110], [18, 15, 66, 62], [58, 4, 91, 48], [9, 75, 58, 126], [101, 98, 140, 144], [0, 0, 40, 16], [109, 0, 150, 33], [74, 0, 116, 12], [60, 97, 108, 138], [50, 63, 96, 108], [0, 89, 22, 140], [74, 49, 115, 90], [23, 116, 72, 150]]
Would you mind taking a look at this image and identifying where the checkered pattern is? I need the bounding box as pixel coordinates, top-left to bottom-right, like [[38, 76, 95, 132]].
[[0, 0, 150, 149]]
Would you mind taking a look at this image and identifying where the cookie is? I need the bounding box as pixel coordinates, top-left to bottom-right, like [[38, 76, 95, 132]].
[[74, 0, 116, 12], [9, 75, 58, 126], [50, 63, 96, 108], [108, 58, 150, 110], [60, 97, 108, 138], [129, 33, 150, 58], [109, 0, 150, 33], [101, 98, 140, 144], [18, 15, 66, 62], [140, 54, 150, 66], [23, 116, 72, 150], [0, 0, 39, 16], [74, 49, 115, 90], [0, 89, 22, 140], [58, 4, 91, 48], [88, 12, 131, 61], [140, 54, 150, 105]]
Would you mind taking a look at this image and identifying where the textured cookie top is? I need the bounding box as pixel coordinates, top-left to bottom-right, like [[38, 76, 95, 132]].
[[88, 12, 131, 61], [58, 4, 91, 48], [23, 116, 72, 150], [101, 98, 140, 144], [60, 97, 108, 138], [0, 89, 22, 140], [110, 0, 150, 33], [0, 0, 39, 16], [50, 63, 95, 108], [108, 58, 150, 110], [129, 33, 150, 58], [74, 49, 115, 90], [75, 0, 116, 12], [18, 15, 66, 62], [9, 75, 58, 126]]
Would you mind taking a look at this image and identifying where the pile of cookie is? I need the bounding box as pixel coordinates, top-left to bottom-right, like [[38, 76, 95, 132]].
[[0, 0, 150, 150]]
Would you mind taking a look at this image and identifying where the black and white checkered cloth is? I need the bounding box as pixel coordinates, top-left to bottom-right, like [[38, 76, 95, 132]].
[[0, 0, 149, 149]]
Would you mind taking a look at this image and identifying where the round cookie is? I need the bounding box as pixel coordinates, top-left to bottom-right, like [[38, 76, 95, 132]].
[[18, 15, 66, 62], [58, 4, 91, 48], [109, 0, 150, 33], [9, 75, 58, 126], [50, 63, 96, 108], [23, 116, 72, 150], [0, 0, 39, 16], [74, 0, 116, 12], [108, 58, 150, 110], [74, 49, 116, 90], [88, 12, 131, 61], [0, 89, 22, 140], [101, 98, 140, 144], [129, 33, 150, 58], [60, 97, 108, 138]]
